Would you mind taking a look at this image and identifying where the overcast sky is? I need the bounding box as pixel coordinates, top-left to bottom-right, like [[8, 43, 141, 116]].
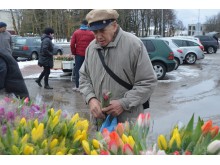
[[175, 9, 220, 27]]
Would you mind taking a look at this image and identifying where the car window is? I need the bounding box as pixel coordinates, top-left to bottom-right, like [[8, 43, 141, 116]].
[[172, 39, 187, 47], [32, 38, 41, 46], [142, 40, 155, 52], [187, 40, 199, 46], [15, 38, 27, 45]]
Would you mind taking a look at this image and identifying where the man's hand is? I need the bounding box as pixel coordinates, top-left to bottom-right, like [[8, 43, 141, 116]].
[[102, 100, 124, 117], [88, 98, 106, 119]]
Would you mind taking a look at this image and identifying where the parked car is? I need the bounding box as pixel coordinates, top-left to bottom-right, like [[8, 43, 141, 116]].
[[140, 38, 176, 80], [170, 37, 205, 64], [160, 38, 184, 70], [12, 36, 63, 60], [194, 35, 218, 54]]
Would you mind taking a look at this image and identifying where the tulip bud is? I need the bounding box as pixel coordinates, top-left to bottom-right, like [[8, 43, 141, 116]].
[[158, 135, 168, 151]]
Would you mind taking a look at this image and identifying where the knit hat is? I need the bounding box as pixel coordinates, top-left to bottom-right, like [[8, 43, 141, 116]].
[[43, 27, 54, 35], [0, 22, 7, 28]]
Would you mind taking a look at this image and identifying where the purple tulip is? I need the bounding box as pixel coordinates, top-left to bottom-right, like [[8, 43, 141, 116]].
[[0, 107, 5, 116], [6, 111, 15, 121]]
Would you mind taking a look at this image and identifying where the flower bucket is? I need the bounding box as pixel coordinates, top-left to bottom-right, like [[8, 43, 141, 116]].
[[62, 61, 74, 69], [53, 60, 62, 69]]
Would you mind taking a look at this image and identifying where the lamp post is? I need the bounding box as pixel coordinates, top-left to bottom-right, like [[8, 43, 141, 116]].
[[161, 9, 164, 37]]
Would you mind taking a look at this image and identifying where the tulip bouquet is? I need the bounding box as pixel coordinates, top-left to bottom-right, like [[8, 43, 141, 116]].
[[0, 97, 89, 155], [81, 113, 160, 155], [157, 114, 220, 155]]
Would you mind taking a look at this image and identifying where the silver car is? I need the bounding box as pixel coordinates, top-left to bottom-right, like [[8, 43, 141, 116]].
[[160, 38, 184, 70], [164, 37, 205, 64]]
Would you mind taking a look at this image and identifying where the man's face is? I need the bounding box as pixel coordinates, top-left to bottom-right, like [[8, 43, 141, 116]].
[[93, 22, 118, 47], [0, 27, 6, 32]]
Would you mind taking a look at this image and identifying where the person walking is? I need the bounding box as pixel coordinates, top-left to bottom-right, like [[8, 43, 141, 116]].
[[0, 49, 29, 99], [0, 22, 13, 55], [79, 9, 158, 126], [35, 27, 54, 89], [70, 20, 95, 92]]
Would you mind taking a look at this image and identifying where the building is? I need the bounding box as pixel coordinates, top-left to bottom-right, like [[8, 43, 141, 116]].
[[0, 9, 19, 34], [188, 23, 206, 36]]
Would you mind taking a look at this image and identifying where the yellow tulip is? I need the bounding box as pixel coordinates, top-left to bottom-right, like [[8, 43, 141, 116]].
[[51, 116, 59, 129], [74, 130, 81, 139], [70, 113, 79, 124], [41, 139, 48, 148], [92, 139, 100, 149], [81, 130, 87, 141], [23, 145, 34, 155], [122, 134, 128, 143], [169, 128, 181, 149], [11, 145, 19, 155], [73, 135, 83, 143], [55, 109, 62, 118], [13, 130, 19, 144], [49, 108, 55, 117], [32, 123, 44, 142], [56, 151, 64, 155], [34, 119, 38, 128], [20, 117, 27, 126], [21, 134, 29, 144], [82, 140, 90, 155], [91, 150, 98, 155], [127, 136, 135, 148], [158, 135, 168, 150], [75, 120, 89, 131], [50, 139, 58, 149]]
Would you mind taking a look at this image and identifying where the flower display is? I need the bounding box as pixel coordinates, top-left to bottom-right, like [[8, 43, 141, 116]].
[[0, 97, 89, 155], [157, 114, 220, 155], [54, 54, 74, 61], [1, 97, 220, 155]]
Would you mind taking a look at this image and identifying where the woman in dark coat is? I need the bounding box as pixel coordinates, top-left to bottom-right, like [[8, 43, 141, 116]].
[[35, 27, 54, 89]]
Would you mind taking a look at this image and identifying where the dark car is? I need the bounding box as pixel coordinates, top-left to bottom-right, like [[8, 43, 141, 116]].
[[140, 38, 176, 80], [194, 35, 218, 54], [12, 36, 63, 60]]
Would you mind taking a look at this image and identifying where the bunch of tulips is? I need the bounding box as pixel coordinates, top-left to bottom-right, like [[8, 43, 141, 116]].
[[157, 114, 220, 155], [0, 97, 89, 155]]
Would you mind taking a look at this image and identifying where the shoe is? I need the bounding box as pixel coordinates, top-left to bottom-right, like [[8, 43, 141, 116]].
[[44, 85, 53, 89], [35, 80, 42, 87], [72, 87, 79, 92]]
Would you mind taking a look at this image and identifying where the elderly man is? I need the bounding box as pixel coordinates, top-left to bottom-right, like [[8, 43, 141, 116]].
[[0, 22, 13, 55], [79, 9, 157, 125]]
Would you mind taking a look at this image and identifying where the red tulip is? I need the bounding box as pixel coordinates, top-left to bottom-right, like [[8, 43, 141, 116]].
[[173, 151, 180, 155], [201, 120, 212, 135], [123, 144, 134, 155], [210, 126, 219, 138]]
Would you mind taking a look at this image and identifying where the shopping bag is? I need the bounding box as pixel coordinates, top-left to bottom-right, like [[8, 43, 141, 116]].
[[100, 115, 117, 133]]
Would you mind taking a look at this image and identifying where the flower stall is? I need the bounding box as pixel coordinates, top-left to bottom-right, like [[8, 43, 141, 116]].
[[0, 96, 220, 155], [53, 55, 74, 70]]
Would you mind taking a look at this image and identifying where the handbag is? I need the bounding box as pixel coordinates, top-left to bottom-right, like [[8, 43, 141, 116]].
[[100, 115, 117, 132], [97, 49, 149, 109]]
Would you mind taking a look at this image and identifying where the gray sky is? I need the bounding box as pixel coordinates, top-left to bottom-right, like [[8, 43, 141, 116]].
[[175, 9, 220, 27]]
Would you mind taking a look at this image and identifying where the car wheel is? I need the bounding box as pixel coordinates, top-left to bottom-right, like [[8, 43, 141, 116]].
[[56, 50, 63, 55], [31, 52, 38, 60], [152, 62, 166, 80], [207, 46, 215, 54], [173, 57, 180, 70], [185, 53, 196, 64]]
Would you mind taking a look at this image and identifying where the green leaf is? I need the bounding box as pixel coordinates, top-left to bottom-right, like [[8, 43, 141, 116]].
[[183, 114, 194, 137], [192, 117, 203, 142]]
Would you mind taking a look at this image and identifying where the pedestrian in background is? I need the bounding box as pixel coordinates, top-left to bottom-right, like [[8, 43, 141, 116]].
[[79, 9, 157, 125], [70, 20, 95, 92], [0, 22, 13, 55], [35, 27, 54, 89], [0, 49, 29, 99]]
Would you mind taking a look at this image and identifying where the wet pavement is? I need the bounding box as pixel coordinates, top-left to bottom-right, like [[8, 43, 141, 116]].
[[4, 48, 220, 139]]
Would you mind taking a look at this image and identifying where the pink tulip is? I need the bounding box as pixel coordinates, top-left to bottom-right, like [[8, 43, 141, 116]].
[[144, 113, 150, 127], [116, 123, 124, 137], [100, 150, 110, 155], [137, 113, 145, 127], [108, 140, 118, 154], [24, 97, 29, 104]]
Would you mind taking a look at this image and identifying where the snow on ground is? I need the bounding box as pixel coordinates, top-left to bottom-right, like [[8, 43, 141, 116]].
[[18, 60, 199, 81]]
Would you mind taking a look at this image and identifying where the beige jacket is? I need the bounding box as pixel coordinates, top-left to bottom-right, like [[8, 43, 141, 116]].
[[79, 27, 157, 122]]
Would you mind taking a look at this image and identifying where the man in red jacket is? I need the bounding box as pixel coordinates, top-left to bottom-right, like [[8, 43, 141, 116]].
[[70, 20, 95, 92]]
